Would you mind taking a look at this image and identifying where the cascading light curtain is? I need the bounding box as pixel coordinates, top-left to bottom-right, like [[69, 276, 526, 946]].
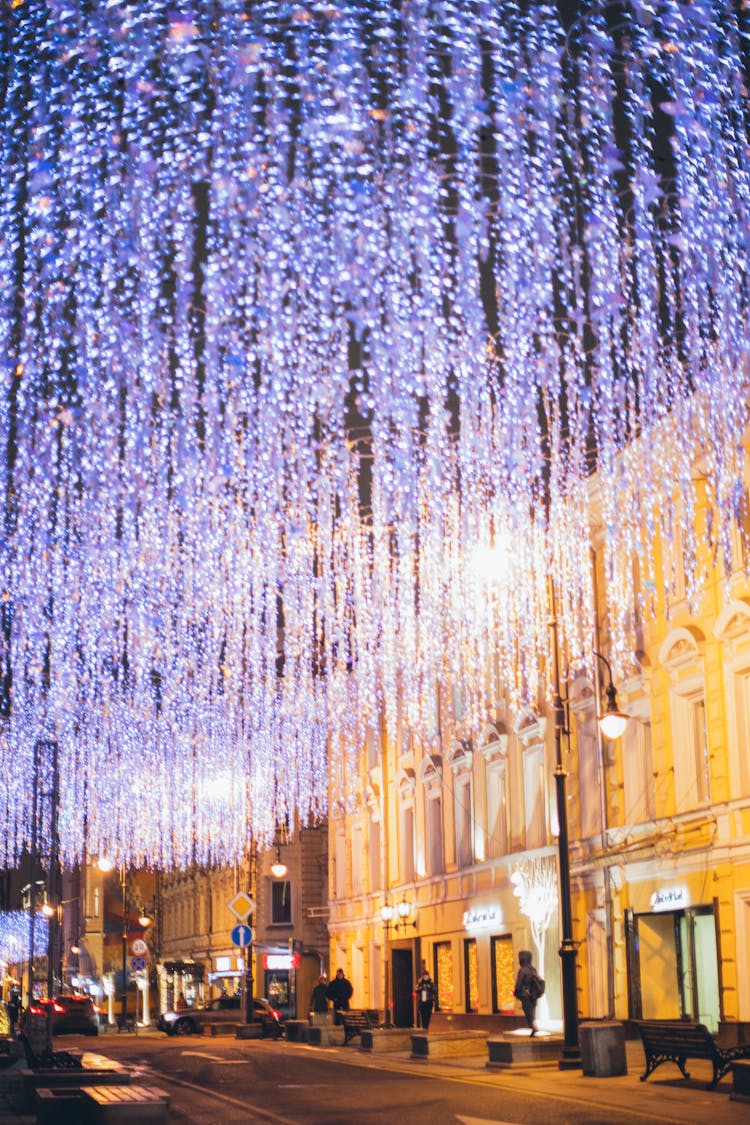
[[0, 0, 748, 867]]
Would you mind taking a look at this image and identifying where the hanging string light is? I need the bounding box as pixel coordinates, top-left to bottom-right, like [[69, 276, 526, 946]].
[[0, 0, 748, 868]]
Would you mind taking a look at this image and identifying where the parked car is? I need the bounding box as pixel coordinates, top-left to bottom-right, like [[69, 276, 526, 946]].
[[157, 996, 283, 1038], [23, 995, 101, 1036]]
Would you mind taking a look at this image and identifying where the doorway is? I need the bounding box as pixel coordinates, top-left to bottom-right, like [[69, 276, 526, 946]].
[[629, 905, 720, 1031], [391, 948, 414, 1027]]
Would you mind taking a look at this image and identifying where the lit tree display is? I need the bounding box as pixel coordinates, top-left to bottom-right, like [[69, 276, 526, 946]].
[[0, 1, 748, 867], [511, 858, 557, 984]]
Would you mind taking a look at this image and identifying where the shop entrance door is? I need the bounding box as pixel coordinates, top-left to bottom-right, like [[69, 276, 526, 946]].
[[391, 948, 414, 1027], [679, 907, 719, 1031], [630, 905, 719, 1031]]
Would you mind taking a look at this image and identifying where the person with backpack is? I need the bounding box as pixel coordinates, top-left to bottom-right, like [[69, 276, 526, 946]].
[[415, 965, 437, 1031], [513, 950, 544, 1037]]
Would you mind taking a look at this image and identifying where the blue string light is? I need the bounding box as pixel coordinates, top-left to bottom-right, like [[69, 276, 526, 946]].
[[0, 0, 748, 867]]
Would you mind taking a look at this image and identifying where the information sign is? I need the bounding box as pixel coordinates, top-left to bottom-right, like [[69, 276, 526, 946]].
[[231, 923, 253, 948]]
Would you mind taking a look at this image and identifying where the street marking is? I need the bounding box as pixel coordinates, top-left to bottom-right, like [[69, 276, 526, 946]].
[[180, 1050, 244, 1063], [457, 1119, 519, 1125]]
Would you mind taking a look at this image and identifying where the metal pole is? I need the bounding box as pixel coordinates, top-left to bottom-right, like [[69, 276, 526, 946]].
[[548, 575, 582, 1070], [384, 930, 391, 1028], [121, 865, 127, 1029]]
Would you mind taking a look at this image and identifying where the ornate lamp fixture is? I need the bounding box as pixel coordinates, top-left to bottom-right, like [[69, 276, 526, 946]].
[[270, 845, 288, 880], [595, 651, 629, 741]]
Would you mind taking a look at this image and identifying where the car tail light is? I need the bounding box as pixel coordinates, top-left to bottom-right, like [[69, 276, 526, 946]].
[[51, 1001, 65, 1014], [271, 1009, 281, 1020], [27, 1004, 45, 1015]]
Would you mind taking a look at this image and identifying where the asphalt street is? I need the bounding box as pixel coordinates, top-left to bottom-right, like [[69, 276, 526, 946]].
[[2, 1030, 744, 1125]]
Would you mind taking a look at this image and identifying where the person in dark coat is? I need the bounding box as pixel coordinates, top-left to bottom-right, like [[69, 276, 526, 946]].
[[325, 968, 353, 1024], [310, 975, 329, 1015], [513, 950, 542, 1037], [415, 968, 437, 1031], [6, 991, 20, 1034]]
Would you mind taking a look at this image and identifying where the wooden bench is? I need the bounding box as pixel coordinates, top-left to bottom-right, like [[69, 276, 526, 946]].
[[341, 1009, 379, 1045], [635, 1020, 750, 1089], [83, 1083, 170, 1123]]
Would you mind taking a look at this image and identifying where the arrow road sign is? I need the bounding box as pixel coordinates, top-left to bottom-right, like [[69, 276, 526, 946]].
[[231, 923, 253, 948]]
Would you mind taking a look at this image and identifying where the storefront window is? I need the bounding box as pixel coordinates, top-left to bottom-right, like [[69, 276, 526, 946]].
[[491, 935, 515, 1013], [434, 941, 453, 1013], [464, 938, 479, 1013]]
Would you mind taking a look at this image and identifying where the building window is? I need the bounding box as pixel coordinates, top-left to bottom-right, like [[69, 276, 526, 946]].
[[672, 690, 711, 808], [398, 771, 416, 883], [351, 823, 364, 891], [449, 740, 473, 869], [660, 627, 709, 811], [420, 755, 443, 877], [434, 941, 453, 1012], [523, 744, 547, 850], [486, 761, 508, 857], [334, 830, 346, 899], [491, 935, 515, 1013], [577, 717, 601, 840], [464, 938, 479, 1013], [622, 716, 655, 824], [369, 814, 382, 892], [426, 794, 443, 876], [454, 775, 472, 869], [271, 880, 292, 925]]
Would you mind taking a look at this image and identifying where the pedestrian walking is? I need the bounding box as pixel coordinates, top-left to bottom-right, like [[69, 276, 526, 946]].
[[6, 990, 20, 1034], [513, 950, 544, 1037], [415, 967, 437, 1031], [325, 968, 353, 1025], [310, 975, 329, 1015]]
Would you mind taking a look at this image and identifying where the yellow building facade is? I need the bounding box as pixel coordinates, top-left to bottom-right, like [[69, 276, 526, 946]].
[[327, 462, 750, 1041]]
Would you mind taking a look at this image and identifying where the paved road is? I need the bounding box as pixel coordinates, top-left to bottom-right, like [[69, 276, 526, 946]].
[[52, 1031, 747, 1125]]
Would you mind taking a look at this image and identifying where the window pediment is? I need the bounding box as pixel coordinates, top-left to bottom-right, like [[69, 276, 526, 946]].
[[515, 710, 546, 748], [418, 754, 443, 790], [714, 598, 750, 655], [448, 739, 473, 775], [478, 721, 508, 762], [659, 626, 705, 681]]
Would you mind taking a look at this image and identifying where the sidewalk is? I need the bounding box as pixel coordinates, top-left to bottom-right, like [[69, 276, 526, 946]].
[[300, 1032, 749, 1125]]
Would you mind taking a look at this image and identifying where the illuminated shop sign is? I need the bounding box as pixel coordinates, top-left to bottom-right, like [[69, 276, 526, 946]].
[[462, 905, 501, 932], [649, 886, 689, 912], [263, 953, 300, 971]]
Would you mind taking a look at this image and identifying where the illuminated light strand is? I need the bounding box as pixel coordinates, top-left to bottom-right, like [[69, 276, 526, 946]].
[[0, 0, 748, 867]]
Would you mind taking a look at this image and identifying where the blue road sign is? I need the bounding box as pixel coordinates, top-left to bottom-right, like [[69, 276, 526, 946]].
[[231, 923, 253, 948]]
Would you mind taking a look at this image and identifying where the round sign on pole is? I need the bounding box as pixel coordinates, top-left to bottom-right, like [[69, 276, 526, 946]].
[[130, 956, 146, 972], [231, 923, 253, 948], [131, 939, 148, 956]]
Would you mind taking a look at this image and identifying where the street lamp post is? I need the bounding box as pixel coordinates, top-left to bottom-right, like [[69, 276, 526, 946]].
[[548, 575, 628, 1070], [120, 864, 128, 1030], [548, 576, 581, 1070]]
